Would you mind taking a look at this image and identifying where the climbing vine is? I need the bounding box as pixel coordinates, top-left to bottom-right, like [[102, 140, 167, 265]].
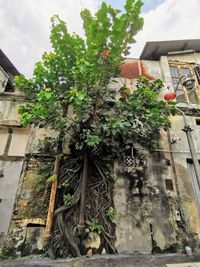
[[15, 0, 176, 258]]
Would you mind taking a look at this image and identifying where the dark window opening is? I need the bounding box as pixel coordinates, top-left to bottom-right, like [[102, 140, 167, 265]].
[[196, 119, 200, 126], [186, 158, 200, 164], [27, 223, 45, 228], [165, 179, 174, 191], [4, 80, 15, 92]]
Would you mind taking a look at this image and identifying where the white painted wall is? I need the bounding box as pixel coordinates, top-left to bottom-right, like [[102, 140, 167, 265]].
[[8, 128, 29, 157], [0, 160, 24, 243], [0, 128, 8, 155]]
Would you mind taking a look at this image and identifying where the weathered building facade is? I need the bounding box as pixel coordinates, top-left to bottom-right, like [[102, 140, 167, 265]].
[[0, 39, 200, 255]]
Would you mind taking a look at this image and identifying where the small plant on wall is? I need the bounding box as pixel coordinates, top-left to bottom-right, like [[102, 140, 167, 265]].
[[15, 0, 176, 258]]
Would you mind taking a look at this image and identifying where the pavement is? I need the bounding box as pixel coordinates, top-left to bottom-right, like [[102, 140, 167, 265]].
[[0, 253, 200, 267], [167, 264, 200, 267]]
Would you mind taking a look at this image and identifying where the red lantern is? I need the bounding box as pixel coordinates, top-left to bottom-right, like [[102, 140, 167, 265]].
[[164, 92, 176, 101]]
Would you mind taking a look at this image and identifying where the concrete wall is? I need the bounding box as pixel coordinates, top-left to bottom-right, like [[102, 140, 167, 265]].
[[114, 53, 200, 254], [0, 127, 29, 157], [169, 115, 200, 235], [167, 52, 200, 64], [0, 160, 23, 245], [114, 147, 178, 253], [0, 97, 23, 126]]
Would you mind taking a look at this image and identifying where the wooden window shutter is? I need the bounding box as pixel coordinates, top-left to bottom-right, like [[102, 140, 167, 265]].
[[194, 65, 200, 84]]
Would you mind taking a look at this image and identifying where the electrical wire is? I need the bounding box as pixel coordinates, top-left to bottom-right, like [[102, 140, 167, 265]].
[[78, 0, 85, 9]]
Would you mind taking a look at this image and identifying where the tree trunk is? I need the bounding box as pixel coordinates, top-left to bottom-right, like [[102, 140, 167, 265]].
[[78, 152, 88, 234]]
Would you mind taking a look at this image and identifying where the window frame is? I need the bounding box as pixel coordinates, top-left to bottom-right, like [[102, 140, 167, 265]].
[[169, 61, 199, 104]]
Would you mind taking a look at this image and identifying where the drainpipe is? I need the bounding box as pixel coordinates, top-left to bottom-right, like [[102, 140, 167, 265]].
[[42, 155, 60, 248], [167, 128, 186, 226], [177, 107, 200, 189]]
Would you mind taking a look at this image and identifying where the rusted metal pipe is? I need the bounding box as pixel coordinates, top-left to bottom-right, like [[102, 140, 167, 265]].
[[42, 155, 60, 248]]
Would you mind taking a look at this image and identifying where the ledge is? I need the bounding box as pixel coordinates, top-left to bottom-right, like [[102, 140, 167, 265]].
[[0, 92, 26, 102], [176, 102, 200, 115]]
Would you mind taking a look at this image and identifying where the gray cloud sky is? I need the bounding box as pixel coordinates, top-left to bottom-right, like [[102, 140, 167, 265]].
[[0, 0, 98, 76], [131, 0, 200, 57], [0, 0, 200, 77]]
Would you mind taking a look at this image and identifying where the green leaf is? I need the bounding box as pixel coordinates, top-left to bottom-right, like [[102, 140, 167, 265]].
[[47, 175, 57, 183]]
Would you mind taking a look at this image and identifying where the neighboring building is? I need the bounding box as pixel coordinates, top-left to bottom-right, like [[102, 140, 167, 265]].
[[115, 39, 200, 253], [0, 50, 56, 249], [0, 39, 200, 254], [0, 50, 27, 245]]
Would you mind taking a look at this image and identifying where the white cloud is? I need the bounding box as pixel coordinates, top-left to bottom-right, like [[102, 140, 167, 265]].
[[0, 0, 200, 77], [0, 0, 99, 77], [131, 0, 200, 58]]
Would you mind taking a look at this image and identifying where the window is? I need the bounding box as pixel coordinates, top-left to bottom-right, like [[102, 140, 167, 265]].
[[169, 63, 198, 104], [165, 179, 174, 191], [169, 66, 185, 102], [4, 73, 15, 92], [4, 80, 15, 92], [196, 119, 200, 126]]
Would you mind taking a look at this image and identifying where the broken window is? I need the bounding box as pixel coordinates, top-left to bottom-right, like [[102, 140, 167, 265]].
[[4, 73, 15, 93], [4, 80, 15, 92]]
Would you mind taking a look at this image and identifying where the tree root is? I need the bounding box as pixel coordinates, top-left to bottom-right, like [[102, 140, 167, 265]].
[[48, 155, 117, 258]]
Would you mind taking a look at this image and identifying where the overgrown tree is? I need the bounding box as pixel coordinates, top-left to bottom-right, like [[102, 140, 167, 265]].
[[15, 0, 176, 258]]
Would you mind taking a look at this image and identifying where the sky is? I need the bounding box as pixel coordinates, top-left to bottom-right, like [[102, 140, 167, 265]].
[[0, 0, 200, 77]]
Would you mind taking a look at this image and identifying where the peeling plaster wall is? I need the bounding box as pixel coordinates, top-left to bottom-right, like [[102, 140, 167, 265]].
[[0, 127, 29, 157], [0, 160, 23, 245], [7, 156, 54, 254], [120, 59, 161, 80], [167, 53, 200, 64], [0, 127, 8, 155], [114, 148, 178, 253], [26, 127, 58, 154], [0, 98, 21, 125], [169, 115, 200, 236], [114, 53, 200, 254]]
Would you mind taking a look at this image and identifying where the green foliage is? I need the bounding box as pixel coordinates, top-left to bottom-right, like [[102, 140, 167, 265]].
[[58, 180, 69, 189], [15, 1, 176, 158], [47, 174, 57, 183], [63, 193, 75, 206], [38, 163, 54, 180], [88, 219, 104, 235], [106, 207, 116, 221], [109, 170, 118, 182], [38, 137, 58, 154], [0, 246, 16, 260]]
